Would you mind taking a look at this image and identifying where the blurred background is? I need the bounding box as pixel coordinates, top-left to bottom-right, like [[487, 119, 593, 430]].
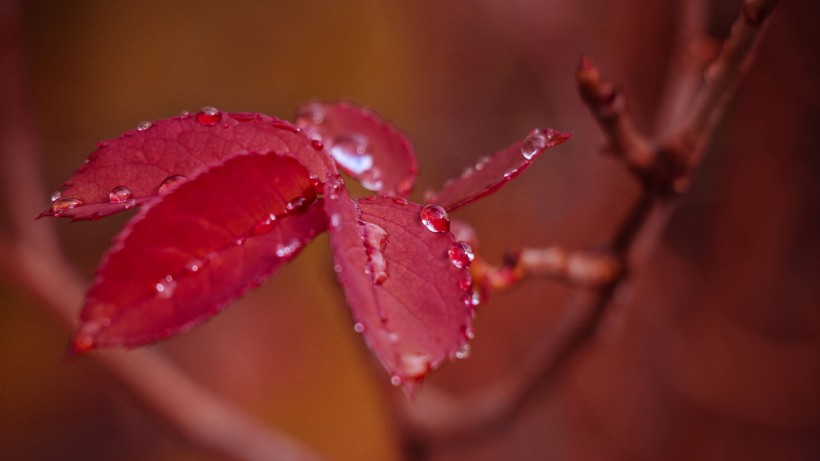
[[1, 0, 818, 460]]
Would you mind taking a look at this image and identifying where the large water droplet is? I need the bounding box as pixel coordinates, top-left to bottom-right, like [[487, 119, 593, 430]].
[[51, 198, 83, 215], [361, 221, 388, 285], [419, 204, 450, 233], [155, 275, 177, 298], [521, 129, 547, 160], [448, 241, 475, 269], [158, 175, 187, 194], [136, 121, 152, 131], [330, 134, 373, 175], [108, 186, 133, 203], [196, 106, 222, 126]]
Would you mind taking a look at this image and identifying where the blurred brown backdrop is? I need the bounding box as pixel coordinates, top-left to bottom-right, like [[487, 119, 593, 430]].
[[2, 0, 819, 460]]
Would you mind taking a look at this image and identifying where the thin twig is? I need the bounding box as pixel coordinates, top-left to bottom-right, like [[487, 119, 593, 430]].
[[1, 1, 333, 459], [396, 0, 782, 448]]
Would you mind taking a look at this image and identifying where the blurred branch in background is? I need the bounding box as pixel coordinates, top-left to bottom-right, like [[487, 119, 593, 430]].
[[395, 0, 783, 455], [0, 1, 332, 460]]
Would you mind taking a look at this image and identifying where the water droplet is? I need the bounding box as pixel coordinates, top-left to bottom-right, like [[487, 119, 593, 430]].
[[521, 129, 547, 160], [271, 120, 300, 134], [360, 168, 383, 192], [108, 186, 133, 203], [329, 213, 342, 229], [353, 322, 365, 333], [310, 139, 324, 150], [390, 375, 403, 387], [51, 198, 83, 215], [295, 103, 325, 125], [455, 343, 471, 360], [458, 275, 473, 292], [155, 275, 177, 298], [463, 325, 476, 340], [448, 241, 475, 269], [285, 196, 307, 213], [474, 156, 491, 171], [50, 191, 62, 202], [471, 291, 480, 306], [73, 334, 95, 354], [361, 221, 389, 285], [392, 197, 408, 206], [275, 239, 300, 258], [251, 213, 277, 236], [503, 168, 518, 179], [136, 121, 152, 131], [333, 264, 343, 273], [330, 134, 373, 175], [196, 106, 222, 126], [400, 352, 431, 378], [419, 204, 450, 233], [184, 259, 205, 273], [158, 175, 187, 194], [178, 110, 191, 118], [309, 175, 325, 195]]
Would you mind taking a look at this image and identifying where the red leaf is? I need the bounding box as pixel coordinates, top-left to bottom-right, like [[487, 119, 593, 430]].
[[295, 101, 418, 197], [429, 128, 571, 211], [42, 109, 335, 220], [71, 152, 326, 353], [324, 178, 474, 393]]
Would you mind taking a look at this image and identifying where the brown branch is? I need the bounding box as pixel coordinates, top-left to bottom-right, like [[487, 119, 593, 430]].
[[0, 2, 333, 460], [396, 0, 783, 449]]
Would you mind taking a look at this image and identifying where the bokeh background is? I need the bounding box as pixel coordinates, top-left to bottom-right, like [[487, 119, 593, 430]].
[[2, 0, 819, 460]]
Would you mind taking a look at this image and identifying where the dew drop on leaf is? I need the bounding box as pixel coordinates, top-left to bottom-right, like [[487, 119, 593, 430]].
[[155, 275, 177, 298], [51, 198, 83, 215], [455, 343, 471, 359], [285, 197, 307, 213], [108, 186, 133, 203], [361, 221, 389, 285], [521, 129, 547, 160], [158, 175, 187, 194], [250, 213, 277, 236], [419, 204, 450, 233], [195, 106, 222, 126], [329, 134, 373, 175], [448, 241, 475, 269]]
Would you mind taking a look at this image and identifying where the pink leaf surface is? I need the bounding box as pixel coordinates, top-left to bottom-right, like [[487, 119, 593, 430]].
[[72, 152, 326, 353], [429, 128, 571, 211], [295, 101, 418, 197], [324, 178, 474, 393], [42, 108, 335, 220]]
